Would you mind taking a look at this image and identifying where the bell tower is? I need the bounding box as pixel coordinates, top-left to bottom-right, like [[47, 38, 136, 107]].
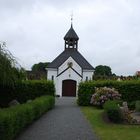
[[64, 22, 79, 50]]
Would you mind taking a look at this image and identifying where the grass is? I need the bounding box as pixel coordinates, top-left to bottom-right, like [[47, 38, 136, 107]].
[[81, 107, 140, 140]]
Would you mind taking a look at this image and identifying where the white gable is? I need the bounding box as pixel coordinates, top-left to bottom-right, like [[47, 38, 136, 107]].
[[58, 56, 82, 76]]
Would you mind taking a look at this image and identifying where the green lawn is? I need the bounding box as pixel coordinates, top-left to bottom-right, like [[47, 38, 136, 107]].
[[81, 107, 140, 140]]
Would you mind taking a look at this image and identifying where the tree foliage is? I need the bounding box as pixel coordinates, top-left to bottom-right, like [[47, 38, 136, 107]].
[[31, 62, 50, 73], [27, 62, 50, 80], [93, 65, 114, 80], [0, 42, 26, 87], [94, 65, 112, 76]]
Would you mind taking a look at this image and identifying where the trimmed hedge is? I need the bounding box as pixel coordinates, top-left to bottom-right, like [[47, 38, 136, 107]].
[[104, 100, 123, 123], [0, 95, 55, 140], [78, 80, 140, 106], [78, 82, 95, 106], [15, 80, 55, 103], [0, 80, 55, 107], [0, 85, 14, 107]]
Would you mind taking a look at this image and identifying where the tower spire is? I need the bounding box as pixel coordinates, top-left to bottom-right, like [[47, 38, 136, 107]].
[[71, 12, 73, 27], [64, 14, 79, 50]]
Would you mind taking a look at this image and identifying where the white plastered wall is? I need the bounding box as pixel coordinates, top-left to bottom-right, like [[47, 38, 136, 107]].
[[83, 70, 94, 81], [56, 68, 82, 96]]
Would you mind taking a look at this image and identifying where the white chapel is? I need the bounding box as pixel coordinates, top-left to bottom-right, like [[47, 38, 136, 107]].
[[47, 23, 94, 97]]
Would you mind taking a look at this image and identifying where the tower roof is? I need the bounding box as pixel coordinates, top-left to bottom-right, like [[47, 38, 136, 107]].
[[64, 24, 79, 40]]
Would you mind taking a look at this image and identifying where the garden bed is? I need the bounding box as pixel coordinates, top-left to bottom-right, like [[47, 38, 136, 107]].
[[82, 107, 140, 140]]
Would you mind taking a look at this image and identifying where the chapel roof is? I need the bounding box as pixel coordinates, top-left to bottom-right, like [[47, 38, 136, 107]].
[[47, 49, 94, 70]]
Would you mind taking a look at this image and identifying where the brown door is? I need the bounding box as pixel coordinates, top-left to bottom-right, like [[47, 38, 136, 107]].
[[62, 80, 76, 97]]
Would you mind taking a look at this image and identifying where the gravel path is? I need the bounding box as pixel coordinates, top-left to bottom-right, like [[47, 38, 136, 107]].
[[16, 97, 98, 140]]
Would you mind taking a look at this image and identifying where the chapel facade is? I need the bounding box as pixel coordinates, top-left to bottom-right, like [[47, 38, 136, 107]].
[[47, 24, 94, 97]]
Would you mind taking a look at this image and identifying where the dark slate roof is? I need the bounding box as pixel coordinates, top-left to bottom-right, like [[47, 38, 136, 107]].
[[64, 24, 79, 40], [47, 49, 94, 70]]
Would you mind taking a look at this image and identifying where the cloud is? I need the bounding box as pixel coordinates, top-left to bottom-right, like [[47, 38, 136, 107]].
[[0, 0, 140, 75]]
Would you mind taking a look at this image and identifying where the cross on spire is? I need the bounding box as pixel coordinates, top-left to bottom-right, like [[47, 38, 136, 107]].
[[71, 12, 73, 26]]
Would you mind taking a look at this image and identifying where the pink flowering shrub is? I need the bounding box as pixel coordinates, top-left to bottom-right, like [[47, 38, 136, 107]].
[[90, 87, 121, 107]]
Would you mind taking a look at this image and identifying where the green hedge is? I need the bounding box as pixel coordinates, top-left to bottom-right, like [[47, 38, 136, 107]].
[[78, 82, 95, 106], [0, 80, 55, 107], [15, 80, 55, 103], [78, 80, 140, 106], [0, 95, 55, 140], [104, 100, 123, 123], [0, 85, 14, 107]]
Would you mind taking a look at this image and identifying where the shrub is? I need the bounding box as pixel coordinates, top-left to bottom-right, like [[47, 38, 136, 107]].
[[78, 80, 140, 106], [104, 100, 123, 123], [135, 100, 140, 112], [90, 87, 121, 107], [128, 101, 136, 110], [0, 80, 55, 107], [0, 95, 55, 140]]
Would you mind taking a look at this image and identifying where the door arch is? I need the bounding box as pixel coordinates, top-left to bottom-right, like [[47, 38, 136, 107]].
[[62, 80, 76, 97]]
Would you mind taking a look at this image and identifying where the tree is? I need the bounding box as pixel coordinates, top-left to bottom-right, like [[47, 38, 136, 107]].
[[0, 42, 26, 86], [28, 62, 50, 80], [93, 65, 113, 80], [31, 62, 50, 73]]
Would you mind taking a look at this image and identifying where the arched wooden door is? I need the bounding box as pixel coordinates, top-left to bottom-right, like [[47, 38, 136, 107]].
[[62, 80, 76, 97]]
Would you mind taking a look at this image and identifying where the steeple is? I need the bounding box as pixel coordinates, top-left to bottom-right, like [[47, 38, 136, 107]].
[[64, 22, 79, 50]]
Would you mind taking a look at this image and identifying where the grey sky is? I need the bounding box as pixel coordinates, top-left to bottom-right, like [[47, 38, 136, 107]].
[[0, 0, 140, 76]]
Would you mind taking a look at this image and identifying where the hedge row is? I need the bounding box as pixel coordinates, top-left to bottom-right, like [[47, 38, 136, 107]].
[[0, 95, 55, 140], [78, 80, 140, 106], [78, 82, 95, 106], [0, 80, 55, 107]]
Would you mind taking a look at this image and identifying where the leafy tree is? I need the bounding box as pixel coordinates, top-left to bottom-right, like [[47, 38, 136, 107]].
[[0, 42, 26, 87], [28, 62, 50, 80], [94, 65, 112, 76], [31, 62, 50, 73], [93, 65, 113, 80]]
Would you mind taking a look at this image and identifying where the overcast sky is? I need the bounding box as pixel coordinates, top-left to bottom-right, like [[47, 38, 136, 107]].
[[0, 0, 140, 76]]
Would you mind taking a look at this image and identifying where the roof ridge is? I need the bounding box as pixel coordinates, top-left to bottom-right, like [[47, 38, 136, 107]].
[[47, 50, 94, 70]]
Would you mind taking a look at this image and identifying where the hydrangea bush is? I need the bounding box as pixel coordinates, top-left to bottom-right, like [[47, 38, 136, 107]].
[[90, 87, 121, 107]]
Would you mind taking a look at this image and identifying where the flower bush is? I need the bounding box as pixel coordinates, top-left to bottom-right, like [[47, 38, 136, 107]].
[[90, 87, 121, 107]]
